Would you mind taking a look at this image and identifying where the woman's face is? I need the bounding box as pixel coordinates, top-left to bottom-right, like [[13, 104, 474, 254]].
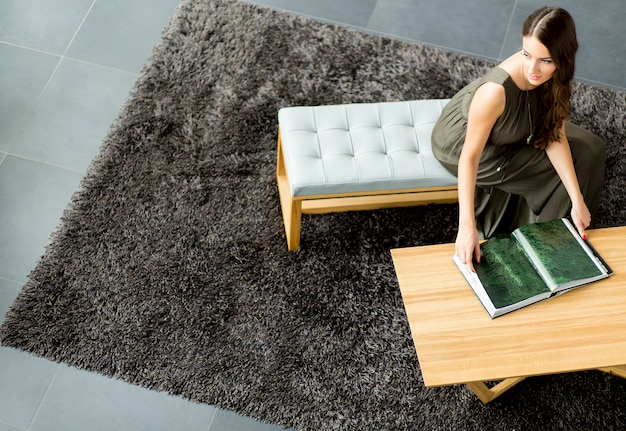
[[521, 35, 558, 88]]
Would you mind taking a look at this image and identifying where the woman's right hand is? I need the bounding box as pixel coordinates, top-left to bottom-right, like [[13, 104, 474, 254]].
[[455, 223, 481, 273]]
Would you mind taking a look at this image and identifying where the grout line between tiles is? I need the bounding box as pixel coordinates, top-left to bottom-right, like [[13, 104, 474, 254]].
[[36, 0, 98, 102], [2, 153, 87, 176], [26, 363, 62, 431], [0, 418, 26, 431], [206, 407, 218, 431], [498, 0, 519, 60], [0, 40, 62, 59], [54, 55, 142, 77], [0, 275, 24, 288], [364, 0, 379, 29]]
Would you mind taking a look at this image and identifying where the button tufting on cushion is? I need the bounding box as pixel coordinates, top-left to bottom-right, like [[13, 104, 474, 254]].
[[278, 99, 455, 197], [276, 98, 458, 250]]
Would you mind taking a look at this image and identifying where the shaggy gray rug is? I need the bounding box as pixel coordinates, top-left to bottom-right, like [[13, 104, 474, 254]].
[[2, 0, 625, 429]]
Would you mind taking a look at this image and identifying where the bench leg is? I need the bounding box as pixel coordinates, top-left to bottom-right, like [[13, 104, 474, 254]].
[[276, 130, 302, 250], [284, 199, 302, 251]]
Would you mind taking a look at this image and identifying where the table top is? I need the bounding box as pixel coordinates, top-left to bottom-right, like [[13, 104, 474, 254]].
[[391, 226, 626, 387]]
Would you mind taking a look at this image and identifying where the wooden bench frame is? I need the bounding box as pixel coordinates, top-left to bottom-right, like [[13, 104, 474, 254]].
[[276, 129, 459, 250]]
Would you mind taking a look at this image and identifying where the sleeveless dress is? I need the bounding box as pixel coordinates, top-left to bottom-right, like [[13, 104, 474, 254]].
[[431, 67, 605, 238]]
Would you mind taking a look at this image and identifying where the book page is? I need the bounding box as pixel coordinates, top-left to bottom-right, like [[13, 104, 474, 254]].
[[475, 234, 551, 309], [512, 218, 605, 291]]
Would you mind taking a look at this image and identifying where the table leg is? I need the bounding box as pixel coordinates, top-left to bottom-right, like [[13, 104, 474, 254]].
[[467, 366, 626, 404], [466, 377, 526, 404], [598, 365, 626, 379]]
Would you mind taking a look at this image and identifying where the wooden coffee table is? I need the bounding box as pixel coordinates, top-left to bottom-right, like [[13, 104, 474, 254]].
[[391, 226, 626, 404]]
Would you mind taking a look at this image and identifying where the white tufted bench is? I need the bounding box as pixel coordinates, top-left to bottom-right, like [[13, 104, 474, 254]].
[[276, 99, 457, 250]]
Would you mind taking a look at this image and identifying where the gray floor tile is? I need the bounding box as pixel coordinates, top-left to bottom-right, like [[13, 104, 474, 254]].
[[502, 0, 626, 90], [499, 0, 550, 58], [0, 0, 94, 55], [572, 2, 626, 89], [65, 0, 180, 73], [540, 0, 623, 89], [368, 0, 516, 59], [0, 278, 22, 324], [9, 58, 137, 172], [246, 0, 377, 28], [0, 156, 83, 283], [0, 43, 59, 153], [30, 365, 216, 431], [209, 408, 288, 431], [0, 347, 59, 430], [498, 3, 531, 61]]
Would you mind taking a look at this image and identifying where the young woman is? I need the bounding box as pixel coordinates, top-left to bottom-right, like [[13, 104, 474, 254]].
[[431, 6, 605, 272]]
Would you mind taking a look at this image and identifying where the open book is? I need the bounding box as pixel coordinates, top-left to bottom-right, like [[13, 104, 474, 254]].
[[454, 218, 613, 318]]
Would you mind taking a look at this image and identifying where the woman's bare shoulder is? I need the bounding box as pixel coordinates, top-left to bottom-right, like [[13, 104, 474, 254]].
[[471, 82, 506, 118], [474, 81, 505, 103]]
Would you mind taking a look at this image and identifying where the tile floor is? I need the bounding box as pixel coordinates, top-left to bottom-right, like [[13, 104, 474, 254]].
[[0, 0, 623, 430]]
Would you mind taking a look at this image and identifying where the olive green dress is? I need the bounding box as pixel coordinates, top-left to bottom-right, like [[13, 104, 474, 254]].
[[432, 67, 605, 238]]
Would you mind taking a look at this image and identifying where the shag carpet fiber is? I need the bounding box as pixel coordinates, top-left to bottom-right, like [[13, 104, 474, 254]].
[[2, 0, 625, 429]]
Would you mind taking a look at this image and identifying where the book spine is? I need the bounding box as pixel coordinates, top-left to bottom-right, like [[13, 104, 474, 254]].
[[511, 229, 557, 291]]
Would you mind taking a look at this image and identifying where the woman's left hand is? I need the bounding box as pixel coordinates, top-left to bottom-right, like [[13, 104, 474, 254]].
[[570, 200, 591, 240]]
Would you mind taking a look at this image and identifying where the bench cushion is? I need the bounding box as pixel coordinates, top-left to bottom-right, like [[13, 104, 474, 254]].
[[278, 99, 456, 197]]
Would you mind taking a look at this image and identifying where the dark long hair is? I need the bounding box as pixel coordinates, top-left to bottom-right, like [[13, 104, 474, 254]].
[[522, 7, 578, 150]]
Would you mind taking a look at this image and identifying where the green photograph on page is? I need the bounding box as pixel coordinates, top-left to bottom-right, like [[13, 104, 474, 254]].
[[513, 219, 603, 289], [474, 235, 550, 309]]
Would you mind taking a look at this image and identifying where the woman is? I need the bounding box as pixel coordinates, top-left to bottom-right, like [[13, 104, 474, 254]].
[[431, 6, 605, 272]]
